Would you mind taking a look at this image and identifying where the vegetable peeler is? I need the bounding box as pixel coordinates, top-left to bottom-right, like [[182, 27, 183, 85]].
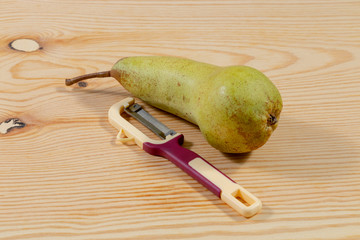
[[108, 97, 262, 217]]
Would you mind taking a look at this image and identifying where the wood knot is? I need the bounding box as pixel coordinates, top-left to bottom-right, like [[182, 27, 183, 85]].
[[0, 118, 26, 134], [9, 39, 41, 52], [77, 81, 88, 87]]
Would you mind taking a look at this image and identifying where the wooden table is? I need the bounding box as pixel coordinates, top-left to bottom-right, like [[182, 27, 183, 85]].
[[1, 0, 359, 239]]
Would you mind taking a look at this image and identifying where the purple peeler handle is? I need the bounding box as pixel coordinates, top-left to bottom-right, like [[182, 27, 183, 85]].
[[143, 134, 262, 217], [143, 134, 232, 198]]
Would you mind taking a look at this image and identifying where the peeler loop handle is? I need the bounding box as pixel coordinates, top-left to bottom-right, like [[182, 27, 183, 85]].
[[143, 135, 262, 217]]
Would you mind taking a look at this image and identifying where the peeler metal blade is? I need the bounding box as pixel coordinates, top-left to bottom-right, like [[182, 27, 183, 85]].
[[124, 103, 176, 139]]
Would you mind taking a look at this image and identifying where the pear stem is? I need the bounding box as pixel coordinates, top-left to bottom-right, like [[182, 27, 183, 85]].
[[65, 71, 111, 86]]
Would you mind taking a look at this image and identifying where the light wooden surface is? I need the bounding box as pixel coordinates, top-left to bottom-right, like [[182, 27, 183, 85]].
[[1, 0, 360, 239]]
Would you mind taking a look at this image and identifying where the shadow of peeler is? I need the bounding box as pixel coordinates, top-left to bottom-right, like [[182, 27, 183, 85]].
[[108, 97, 262, 217]]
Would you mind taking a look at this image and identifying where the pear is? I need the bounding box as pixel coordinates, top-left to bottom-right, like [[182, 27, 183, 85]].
[[66, 56, 282, 153]]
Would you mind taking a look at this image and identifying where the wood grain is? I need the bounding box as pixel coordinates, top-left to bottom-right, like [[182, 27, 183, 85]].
[[1, 0, 360, 239]]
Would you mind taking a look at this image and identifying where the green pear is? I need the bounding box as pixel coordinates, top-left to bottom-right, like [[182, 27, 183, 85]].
[[66, 56, 282, 153]]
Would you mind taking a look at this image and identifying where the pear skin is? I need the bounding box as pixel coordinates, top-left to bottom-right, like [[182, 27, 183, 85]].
[[66, 56, 283, 153], [196, 65, 282, 153]]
